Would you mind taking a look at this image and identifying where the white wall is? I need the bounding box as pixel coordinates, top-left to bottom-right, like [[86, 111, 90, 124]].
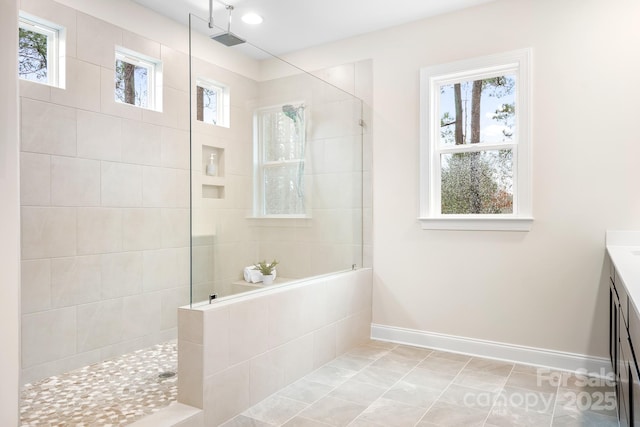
[[280, 0, 640, 360], [0, 0, 21, 423]]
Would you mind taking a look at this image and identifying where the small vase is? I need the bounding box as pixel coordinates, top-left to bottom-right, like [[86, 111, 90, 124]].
[[262, 274, 274, 285]]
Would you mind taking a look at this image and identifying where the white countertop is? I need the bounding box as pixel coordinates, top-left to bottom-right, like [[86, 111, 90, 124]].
[[606, 231, 640, 316]]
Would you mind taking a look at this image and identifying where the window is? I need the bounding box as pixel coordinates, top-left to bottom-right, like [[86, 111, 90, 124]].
[[196, 78, 230, 127], [420, 49, 532, 231], [115, 47, 162, 111], [254, 103, 307, 217], [18, 13, 65, 87]]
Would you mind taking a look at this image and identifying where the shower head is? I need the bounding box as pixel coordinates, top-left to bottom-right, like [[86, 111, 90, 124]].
[[210, 32, 246, 46], [282, 104, 305, 121], [210, 4, 246, 47]]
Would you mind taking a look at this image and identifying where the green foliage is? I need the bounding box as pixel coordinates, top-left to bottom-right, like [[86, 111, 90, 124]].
[[253, 259, 278, 275], [441, 152, 513, 214], [18, 28, 48, 80]]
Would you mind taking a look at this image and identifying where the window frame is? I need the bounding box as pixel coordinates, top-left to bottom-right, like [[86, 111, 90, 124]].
[[114, 46, 163, 111], [419, 49, 533, 231], [196, 78, 230, 128], [18, 12, 65, 88], [253, 102, 308, 219]]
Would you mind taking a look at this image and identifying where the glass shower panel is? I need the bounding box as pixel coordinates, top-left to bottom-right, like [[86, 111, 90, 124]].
[[189, 14, 363, 305]]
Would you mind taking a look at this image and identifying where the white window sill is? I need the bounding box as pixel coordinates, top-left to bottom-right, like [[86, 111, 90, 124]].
[[418, 216, 533, 231]]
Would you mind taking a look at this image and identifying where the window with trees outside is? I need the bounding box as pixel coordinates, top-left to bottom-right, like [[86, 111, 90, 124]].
[[419, 49, 532, 231], [254, 103, 307, 217], [115, 47, 162, 111], [18, 13, 65, 87], [196, 79, 230, 127]]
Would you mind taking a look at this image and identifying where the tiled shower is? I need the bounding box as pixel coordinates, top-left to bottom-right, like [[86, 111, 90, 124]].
[[19, 0, 373, 424]]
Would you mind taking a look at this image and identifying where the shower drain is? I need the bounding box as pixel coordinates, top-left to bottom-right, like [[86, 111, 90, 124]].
[[158, 371, 176, 379]]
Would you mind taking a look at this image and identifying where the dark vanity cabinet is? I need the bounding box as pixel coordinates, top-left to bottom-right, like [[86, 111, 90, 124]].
[[609, 262, 640, 426]]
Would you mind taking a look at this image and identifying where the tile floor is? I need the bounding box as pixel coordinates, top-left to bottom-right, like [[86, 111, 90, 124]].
[[20, 341, 177, 426], [222, 340, 619, 427], [19, 339, 618, 427]]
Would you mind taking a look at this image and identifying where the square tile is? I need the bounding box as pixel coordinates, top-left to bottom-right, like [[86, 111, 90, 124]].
[[355, 398, 427, 427], [243, 394, 307, 425], [298, 396, 366, 427]]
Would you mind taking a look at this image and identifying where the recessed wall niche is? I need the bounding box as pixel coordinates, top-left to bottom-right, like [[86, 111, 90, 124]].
[[201, 144, 224, 199]]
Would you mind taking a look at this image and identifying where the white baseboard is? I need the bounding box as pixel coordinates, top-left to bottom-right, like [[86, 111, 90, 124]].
[[371, 323, 611, 377]]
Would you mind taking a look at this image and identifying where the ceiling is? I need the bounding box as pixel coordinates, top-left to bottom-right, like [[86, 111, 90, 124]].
[[133, 0, 496, 57]]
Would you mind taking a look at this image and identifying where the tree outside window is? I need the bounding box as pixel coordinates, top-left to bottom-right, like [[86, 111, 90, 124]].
[[114, 48, 161, 111], [420, 49, 532, 231], [18, 14, 62, 87]]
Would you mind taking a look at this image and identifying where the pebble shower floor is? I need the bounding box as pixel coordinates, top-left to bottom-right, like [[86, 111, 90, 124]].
[[20, 340, 177, 426]]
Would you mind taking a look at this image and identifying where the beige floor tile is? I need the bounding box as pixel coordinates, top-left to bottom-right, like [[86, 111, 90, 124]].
[[495, 386, 556, 415], [485, 404, 553, 427], [346, 344, 391, 361], [428, 350, 473, 363], [282, 416, 334, 426], [277, 379, 334, 404], [328, 379, 387, 406], [221, 414, 274, 426], [463, 357, 514, 377], [420, 400, 489, 427], [355, 398, 427, 427], [370, 353, 420, 374], [551, 410, 618, 426], [382, 380, 442, 408], [402, 367, 457, 391], [298, 396, 367, 426], [390, 345, 433, 361], [418, 356, 468, 376], [350, 365, 406, 388], [438, 384, 499, 408], [554, 387, 617, 418], [365, 340, 398, 350], [505, 371, 559, 394], [243, 394, 308, 425], [453, 370, 508, 392], [326, 354, 372, 372], [304, 365, 357, 388]]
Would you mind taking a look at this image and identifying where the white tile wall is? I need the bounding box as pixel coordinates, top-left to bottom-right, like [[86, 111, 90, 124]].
[[19, 0, 194, 385], [77, 207, 123, 255], [122, 293, 162, 340], [122, 208, 162, 251], [122, 30, 161, 60], [22, 307, 77, 368], [21, 259, 52, 314], [21, 207, 77, 259], [51, 156, 101, 206], [161, 46, 189, 92], [20, 153, 51, 206], [228, 299, 270, 364], [161, 127, 190, 170], [76, 13, 122, 69], [50, 58, 101, 112], [178, 269, 372, 425], [101, 161, 143, 207], [50, 255, 101, 308], [203, 362, 251, 426], [121, 120, 162, 166], [77, 110, 122, 161], [21, 99, 76, 156], [101, 252, 143, 299], [76, 298, 124, 352]]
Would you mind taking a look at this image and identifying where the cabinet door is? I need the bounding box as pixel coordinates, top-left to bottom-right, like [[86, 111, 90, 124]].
[[621, 335, 633, 426], [631, 357, 640, 426]]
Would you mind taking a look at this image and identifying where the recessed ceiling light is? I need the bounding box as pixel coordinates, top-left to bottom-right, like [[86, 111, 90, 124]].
[[241, 12, 263, 25]]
